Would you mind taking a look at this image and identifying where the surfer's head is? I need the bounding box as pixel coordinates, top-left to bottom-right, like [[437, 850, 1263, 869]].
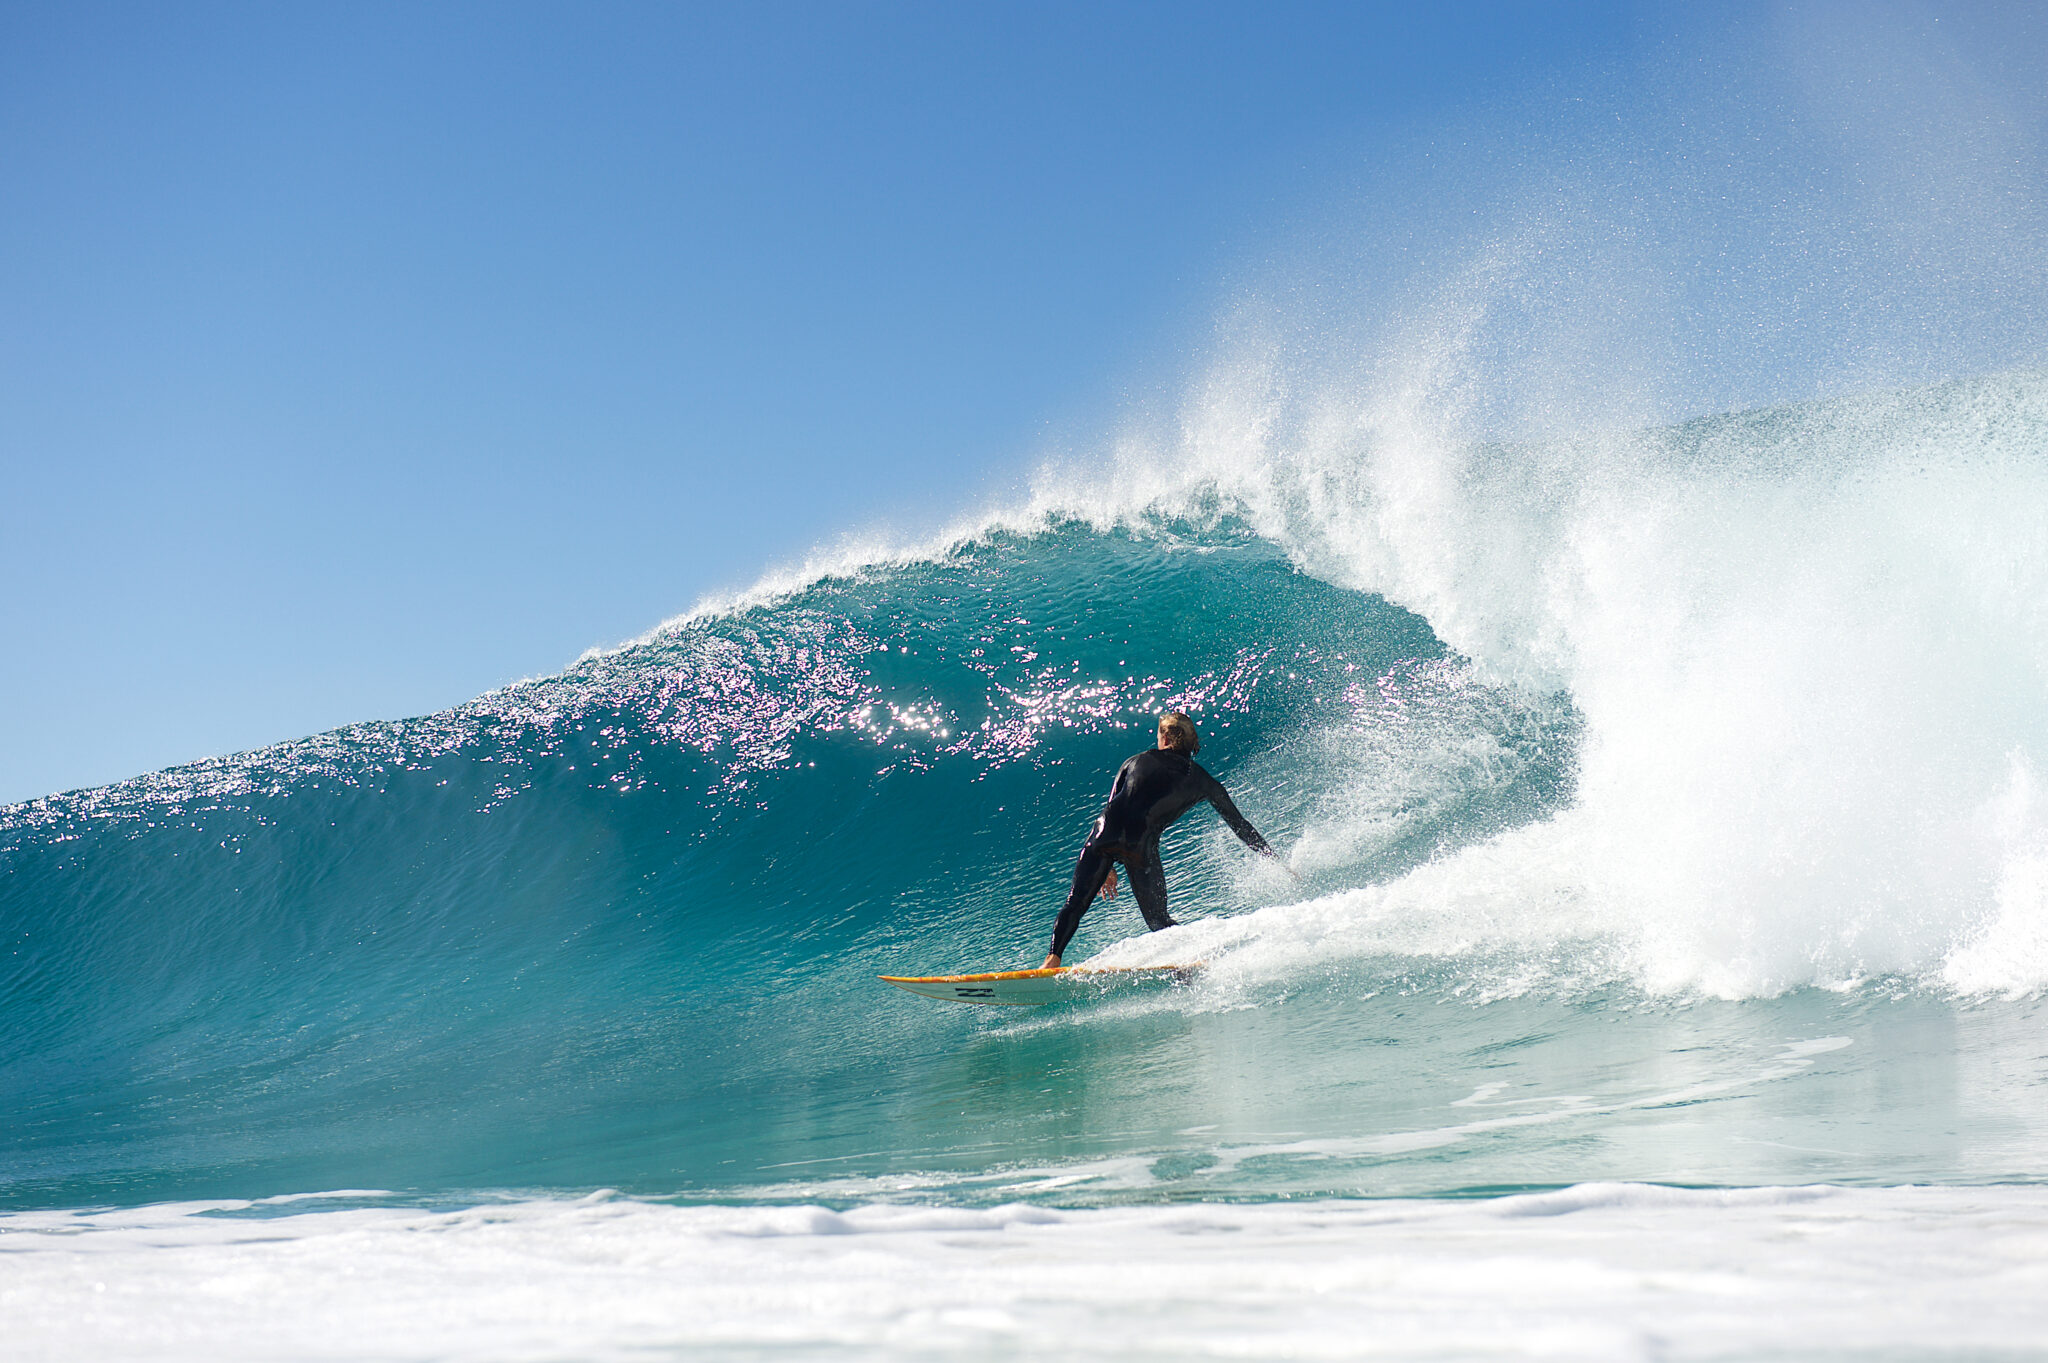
[[1157, 711, 1199, 754]]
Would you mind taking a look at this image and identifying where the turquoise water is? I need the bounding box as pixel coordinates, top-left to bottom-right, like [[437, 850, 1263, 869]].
[[6, 373, 2048, 1214]]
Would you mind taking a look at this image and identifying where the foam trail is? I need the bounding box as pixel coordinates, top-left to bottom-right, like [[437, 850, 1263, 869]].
[[6, 1185, 2047, 1362]]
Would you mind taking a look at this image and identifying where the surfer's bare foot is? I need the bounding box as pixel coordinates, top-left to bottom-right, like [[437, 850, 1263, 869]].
[[1041, 953, 1061, 969]]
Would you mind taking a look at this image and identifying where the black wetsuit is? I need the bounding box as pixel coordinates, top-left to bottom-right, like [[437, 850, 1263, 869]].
[[1048, 748, 1271, 959]]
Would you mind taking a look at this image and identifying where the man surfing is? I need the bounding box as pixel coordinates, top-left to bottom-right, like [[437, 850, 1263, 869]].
[[1042, 711, 1281, 968]]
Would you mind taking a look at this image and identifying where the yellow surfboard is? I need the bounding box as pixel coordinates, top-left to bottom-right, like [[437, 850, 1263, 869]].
[[877, 964, 1199, 1006]]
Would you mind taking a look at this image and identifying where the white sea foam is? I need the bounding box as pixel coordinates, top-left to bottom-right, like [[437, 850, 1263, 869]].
[[4, 1184, 2046, 1361], [1045, 363, 2048, 1000]]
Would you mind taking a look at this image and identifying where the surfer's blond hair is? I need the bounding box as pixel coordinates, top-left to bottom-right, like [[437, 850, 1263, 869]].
[[1158, 711, 1199, 754]]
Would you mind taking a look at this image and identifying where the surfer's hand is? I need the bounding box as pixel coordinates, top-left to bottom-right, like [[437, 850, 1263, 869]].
[[1098, 868, 1119, 899]]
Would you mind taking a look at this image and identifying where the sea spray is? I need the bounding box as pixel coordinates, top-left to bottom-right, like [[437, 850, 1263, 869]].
[[1056, 369, 2048, 997]]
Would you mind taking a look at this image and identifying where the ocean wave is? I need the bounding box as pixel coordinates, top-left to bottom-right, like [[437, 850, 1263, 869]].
[[4, 370, 2046, 1206]]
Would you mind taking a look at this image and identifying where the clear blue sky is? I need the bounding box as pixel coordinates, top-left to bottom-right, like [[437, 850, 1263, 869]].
[[3, 2, 2040, 804]]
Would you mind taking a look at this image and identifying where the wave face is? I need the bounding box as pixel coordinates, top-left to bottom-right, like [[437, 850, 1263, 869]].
[[5, 371, 2048, 1208]]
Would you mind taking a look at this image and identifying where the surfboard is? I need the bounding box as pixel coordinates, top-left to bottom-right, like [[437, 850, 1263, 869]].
[[877, 964, 1199, 1006]]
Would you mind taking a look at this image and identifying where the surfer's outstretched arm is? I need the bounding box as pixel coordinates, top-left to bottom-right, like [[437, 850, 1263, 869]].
[[1202, 772, 1274, 856]]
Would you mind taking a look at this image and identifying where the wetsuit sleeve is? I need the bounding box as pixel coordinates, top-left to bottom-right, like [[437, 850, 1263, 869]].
[[1200, 768, 1273, 856]]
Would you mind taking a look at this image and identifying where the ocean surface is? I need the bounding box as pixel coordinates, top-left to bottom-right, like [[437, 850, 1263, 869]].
[[5, 370, 2048, 1358]]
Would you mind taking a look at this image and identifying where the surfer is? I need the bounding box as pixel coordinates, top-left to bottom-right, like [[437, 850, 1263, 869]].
[[1042, 711, 1279, 968]]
